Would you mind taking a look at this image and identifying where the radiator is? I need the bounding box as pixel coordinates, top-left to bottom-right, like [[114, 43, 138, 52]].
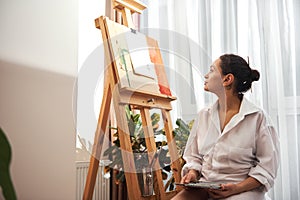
[[76, 161, 110, 200]]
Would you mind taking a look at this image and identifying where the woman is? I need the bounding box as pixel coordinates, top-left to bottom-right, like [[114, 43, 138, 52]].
[[172, 54, 279, 200]]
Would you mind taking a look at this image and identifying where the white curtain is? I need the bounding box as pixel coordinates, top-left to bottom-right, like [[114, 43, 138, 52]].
[[140, 0, 300, 199]]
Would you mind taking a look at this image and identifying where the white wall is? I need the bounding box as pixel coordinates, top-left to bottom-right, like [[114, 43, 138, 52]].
[[0, 0, 78, 199], [77, 0, 106, 157], [0, 0, 78, 76]]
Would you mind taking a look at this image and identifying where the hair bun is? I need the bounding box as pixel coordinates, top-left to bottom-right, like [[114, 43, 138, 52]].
[[251, 69, 260, 82]]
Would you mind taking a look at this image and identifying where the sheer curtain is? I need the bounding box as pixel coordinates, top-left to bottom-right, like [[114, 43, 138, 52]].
[[139, 0, 300, 199]]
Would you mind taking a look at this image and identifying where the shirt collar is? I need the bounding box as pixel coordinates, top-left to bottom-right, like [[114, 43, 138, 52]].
[[206, 97, 260, 117], [205, 97, 261, 134], [238, 97, 260, 117]]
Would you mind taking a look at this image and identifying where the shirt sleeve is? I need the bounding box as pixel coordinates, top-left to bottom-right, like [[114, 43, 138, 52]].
[[181, 113, 203, 177], [249, 122, 280, 192]]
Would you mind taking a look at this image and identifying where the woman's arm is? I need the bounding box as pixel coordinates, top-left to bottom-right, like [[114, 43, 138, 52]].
[[234, 176, 262, 193], [181, 113, 203, 178], [207, 177, 262, 199]]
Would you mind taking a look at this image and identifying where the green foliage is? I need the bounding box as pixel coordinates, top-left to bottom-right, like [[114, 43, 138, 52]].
[[104, 106, 150, 180], [162, 118, 193, 191], [0, 128, 17, 200], [104, 107, 193, 191], [173, 118, 194, 156]]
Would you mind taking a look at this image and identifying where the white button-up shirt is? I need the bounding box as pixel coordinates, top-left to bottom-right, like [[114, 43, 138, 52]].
[[182, 98, 280, 194]]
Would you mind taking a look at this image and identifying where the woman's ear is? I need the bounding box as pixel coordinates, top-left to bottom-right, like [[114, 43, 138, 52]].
[[223, 74, 234, 87]]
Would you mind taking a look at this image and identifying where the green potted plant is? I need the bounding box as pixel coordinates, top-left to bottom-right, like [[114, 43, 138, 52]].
[[103, 106, 193, 195]]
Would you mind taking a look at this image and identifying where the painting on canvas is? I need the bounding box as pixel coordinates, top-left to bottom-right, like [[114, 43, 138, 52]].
[[105, 18, 171, 96]]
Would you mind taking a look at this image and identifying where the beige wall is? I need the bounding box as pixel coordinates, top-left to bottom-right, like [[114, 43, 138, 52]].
[[0, 61, 76, 199], [0, 0, 78, 199]]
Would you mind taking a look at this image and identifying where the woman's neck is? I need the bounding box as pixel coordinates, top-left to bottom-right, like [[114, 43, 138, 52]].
[[217, 94, 242, 132], [218, 95, 242, 112]]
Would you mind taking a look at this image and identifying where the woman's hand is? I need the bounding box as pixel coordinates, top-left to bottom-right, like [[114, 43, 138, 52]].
[[180, 169, 199, 184], [207, 183, 238, 199], [207, 177, 263, 199]]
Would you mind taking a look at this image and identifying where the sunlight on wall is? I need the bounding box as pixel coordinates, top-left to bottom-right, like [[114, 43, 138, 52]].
[[78, 0, 105, 69], [77, 0, 106, 160]]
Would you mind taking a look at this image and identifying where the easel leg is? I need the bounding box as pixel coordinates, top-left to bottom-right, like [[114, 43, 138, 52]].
[[83, 85, 112, 200], [140, 108, 166, 200], [113, 104, 142, 200], [162, 110, 182, 188]]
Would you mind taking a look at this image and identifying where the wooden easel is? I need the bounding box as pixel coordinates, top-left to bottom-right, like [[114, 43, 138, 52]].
[[83, 1, 182, 199]]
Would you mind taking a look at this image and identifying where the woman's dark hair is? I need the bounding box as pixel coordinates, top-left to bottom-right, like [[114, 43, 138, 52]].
[[219, 54, 260, 94]]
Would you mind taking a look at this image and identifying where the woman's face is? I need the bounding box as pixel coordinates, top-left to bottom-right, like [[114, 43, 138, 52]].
[[204, 58, 224, 94]]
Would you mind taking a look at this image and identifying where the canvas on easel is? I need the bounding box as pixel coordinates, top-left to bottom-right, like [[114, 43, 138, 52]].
[[83, 1, 182, 200], [105, 18, 172, 96], [105, 19, 160, 94]]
